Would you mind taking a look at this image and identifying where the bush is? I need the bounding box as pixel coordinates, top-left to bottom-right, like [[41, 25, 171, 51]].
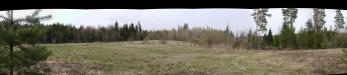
[[160, 39, 167, 44], [143, 35, 151, 44], [193, 29, 231, 48]]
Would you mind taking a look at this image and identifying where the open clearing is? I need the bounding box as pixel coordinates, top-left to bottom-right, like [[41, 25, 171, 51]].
[[40, 41, 347, 75]]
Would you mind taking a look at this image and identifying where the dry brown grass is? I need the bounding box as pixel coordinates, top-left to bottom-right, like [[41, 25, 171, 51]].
[[248, 49, 347, 75], [39, 41, 347, 75]]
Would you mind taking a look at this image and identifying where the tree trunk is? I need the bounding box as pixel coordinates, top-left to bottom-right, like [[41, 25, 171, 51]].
[[9, 43, 14, 75]]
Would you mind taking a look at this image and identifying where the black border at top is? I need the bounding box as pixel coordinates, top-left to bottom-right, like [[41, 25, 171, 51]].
[[0, 0, 345, 10]]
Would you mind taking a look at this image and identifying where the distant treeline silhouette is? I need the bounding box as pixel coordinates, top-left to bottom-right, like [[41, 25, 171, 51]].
[[38, 21, 145, 43], [35, 21, 347, 49], [27, 8, 347, 49]]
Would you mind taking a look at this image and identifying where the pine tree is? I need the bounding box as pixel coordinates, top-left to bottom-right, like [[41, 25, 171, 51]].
[[281, 8, 298, 49], [137, 22, 143, 40], [137, 22, 142, 32], [334, 9, 345, 48], [251, 8, 272, 32], [135, 24, 139, 40], [307, 19, 315, 48], [313, 8, 326, 31], [335, 9, 345, 31], [313, 8, 326, 48], [251, 8, 271, 49], [0, 10, 52, 75]]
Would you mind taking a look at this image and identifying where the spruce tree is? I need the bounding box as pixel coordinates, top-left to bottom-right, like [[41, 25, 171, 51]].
[[224, 26, 230, 34], [280, 24, 291, 48], [129, 23, 135, 40], [113, 21, 119, 31], [122, 24, 129, 41], [263, 33, 268, 48], [267, 29, 273, 46]]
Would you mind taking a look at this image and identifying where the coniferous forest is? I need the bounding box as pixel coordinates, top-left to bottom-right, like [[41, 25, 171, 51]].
[[34, 9, 347, 50]]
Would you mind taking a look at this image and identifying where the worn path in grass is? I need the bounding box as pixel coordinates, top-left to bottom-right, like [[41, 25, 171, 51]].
[[40, 41, 347, 75]]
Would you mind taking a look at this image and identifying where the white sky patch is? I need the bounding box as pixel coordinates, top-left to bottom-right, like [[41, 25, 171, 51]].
[[0, 9, 47, 19], [69, 9, 142, 27], [46, 9, 88, 25], [1, 8, 347, 35], [0, 9, 88, 25]]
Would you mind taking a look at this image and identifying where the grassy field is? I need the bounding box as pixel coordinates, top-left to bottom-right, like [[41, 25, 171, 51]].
[[40, 40, 347, 75]]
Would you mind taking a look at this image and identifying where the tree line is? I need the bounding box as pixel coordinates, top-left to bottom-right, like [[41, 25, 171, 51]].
[[142, 8, 347, 49], [37, 21, 145, 43], [28, 8, 347, 50]]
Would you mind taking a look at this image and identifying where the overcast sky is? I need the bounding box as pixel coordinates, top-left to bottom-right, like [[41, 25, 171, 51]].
[[1, 8, 346, 34]]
